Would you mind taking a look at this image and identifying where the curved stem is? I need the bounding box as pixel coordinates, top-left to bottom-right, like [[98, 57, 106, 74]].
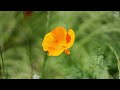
[[108, 45, 120, 79]]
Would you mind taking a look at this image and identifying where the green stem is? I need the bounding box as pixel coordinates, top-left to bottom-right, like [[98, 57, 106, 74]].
[[0, 46, 8, 79], [23, 14, 34, 78], [42, 54, 48, 79], [108, 45, 120, 79], [0, 64, 2, 78], [26, 34, 33, 78], [41, 11, 50, 79]]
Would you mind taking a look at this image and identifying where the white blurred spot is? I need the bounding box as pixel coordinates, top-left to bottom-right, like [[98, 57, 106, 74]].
[[32, 74, 40, 79], [113, 12, 120, 18]]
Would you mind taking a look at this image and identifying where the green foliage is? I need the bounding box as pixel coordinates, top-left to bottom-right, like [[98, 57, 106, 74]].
[[0, 11, 120, 79]]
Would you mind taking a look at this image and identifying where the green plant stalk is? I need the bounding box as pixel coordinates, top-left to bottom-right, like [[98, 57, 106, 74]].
[[108, 45, 120, 79], [42, 54, 48, 79], [0, 46, 8, 79], [41, 11, 50, 79], [0, 64, 2, 78], [21, 14, 34, 78], [25, 34, 33, 78]]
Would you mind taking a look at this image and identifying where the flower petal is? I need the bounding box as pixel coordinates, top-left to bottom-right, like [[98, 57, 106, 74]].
[[42, 32, 64, 56], [42, 32, 58, 51], [66, 33, 71, 43], [51, 27, 67, 43], [66, 29, 75, 48], [47, 47, 64, 56]]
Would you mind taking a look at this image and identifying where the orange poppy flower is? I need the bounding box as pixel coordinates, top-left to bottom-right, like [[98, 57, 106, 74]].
[[42, 27, 75, 56]]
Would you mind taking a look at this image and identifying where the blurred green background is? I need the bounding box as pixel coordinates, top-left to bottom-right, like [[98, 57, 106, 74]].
[[0, 11, 120, 79]]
